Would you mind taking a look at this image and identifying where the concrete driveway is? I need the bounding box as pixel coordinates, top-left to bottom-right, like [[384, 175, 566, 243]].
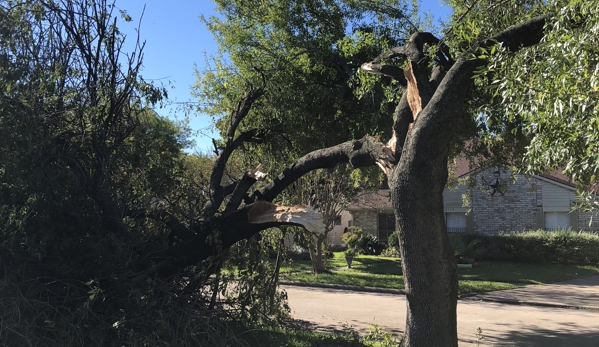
[[283, 276, 599, 346]]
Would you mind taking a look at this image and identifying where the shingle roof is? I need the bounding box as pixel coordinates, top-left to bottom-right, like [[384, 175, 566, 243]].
[[346, 189, 393, 211]]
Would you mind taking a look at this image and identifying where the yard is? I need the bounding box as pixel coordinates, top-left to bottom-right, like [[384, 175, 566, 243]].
[[280, 252, 599, 294]]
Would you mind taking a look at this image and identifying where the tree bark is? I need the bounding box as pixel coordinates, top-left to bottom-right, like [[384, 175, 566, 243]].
[[360, 14, 551, 346], [309, 234, 327, 274]]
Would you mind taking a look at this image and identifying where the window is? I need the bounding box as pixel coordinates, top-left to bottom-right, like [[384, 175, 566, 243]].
[[544, 212, 570, 230], [378, 213, 395, 242], [446, 213, 467, 234], [334, 215, 342, 226]]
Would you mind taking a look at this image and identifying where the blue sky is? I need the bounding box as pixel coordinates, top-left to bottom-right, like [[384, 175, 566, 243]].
[[116, 0, 452, 152]]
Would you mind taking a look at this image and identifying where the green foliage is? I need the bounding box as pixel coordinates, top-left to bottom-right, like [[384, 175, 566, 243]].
[[342, 226, 364, 248], [458, 0, 599, 205], [233, 326, 367, 347], [387, 230, 399, 249], [449, 236, 483, 259], [342, 226, 383, 255], [0, 1, 288, 345], [453, 230, 599, 264], [363, 324, 399, 347], [495, 229, 599, 264], [344, 247, 357, 257], [194, 0, 420, 165], [222, 232, 291, 325]]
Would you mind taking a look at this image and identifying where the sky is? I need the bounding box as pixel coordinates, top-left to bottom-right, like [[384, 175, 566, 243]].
[[116, 0, 453, 153]]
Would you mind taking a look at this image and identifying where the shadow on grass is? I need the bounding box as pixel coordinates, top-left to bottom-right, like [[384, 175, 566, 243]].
[[232, 319, 369, 347], [457, 262, 599, 285]]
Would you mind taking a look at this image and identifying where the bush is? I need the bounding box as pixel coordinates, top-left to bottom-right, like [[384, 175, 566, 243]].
[[387, 231, 399, 249], [450, 230, 599, 264], [493, 229, 599, 264], [341, 226, 363, 248], [342, 227, 385, 255]]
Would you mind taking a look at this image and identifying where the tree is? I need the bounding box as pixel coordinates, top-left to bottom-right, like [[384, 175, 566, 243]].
[[2, 0, 589, 346], [474, 0, 599, 207], [289, 167, 363, 273], [186, 1, 555, 346]]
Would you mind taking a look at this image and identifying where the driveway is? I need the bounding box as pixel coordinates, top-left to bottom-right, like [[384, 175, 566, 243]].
[[283, 276, 599, 346]]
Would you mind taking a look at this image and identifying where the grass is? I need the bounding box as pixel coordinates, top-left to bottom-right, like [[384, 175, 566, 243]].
[[231, 324, 397, 347], [233, 326, 367, 347], [280, 252, 599, 294]]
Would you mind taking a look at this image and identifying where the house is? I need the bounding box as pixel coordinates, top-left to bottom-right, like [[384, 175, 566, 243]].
[[327, 163, 599, 246]]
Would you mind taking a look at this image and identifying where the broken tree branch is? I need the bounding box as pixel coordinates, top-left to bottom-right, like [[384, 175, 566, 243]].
[[360, 63, 407, 85], [253, 136, 392, 202], [224, 165, 267, 213]]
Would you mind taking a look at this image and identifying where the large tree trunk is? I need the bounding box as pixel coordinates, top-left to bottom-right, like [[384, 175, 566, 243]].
[[359, 16, 550, 345], [390, 141, 457, 346], [128, 14, 549, 346]]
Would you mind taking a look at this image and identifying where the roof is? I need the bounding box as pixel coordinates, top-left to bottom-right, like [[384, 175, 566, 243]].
[[348, 160, 597, 212], [450, 155, 583, 190], [347, 189, 393, 211]]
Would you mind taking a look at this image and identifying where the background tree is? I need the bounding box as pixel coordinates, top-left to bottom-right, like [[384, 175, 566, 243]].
[[289, 167, 364, 273]]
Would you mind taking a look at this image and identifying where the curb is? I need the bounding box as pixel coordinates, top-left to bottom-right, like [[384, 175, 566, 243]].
[[280, 281, 599, 311], [279, 281, 406, 295], [461, 295, 599, 311]]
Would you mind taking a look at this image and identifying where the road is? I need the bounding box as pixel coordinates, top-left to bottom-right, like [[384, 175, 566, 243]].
[[283, 285, 599, 347]]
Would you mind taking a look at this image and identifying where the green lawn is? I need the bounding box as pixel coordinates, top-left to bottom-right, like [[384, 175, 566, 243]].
[[280, 252, 599, 294]]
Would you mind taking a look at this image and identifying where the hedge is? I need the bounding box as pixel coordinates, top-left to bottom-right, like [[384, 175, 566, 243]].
[[450, 229, 599, 264]]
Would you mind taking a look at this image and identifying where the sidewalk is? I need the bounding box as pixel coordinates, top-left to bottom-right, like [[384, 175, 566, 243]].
[[463, 275, 599, 310], [282, 275, 599, 310]]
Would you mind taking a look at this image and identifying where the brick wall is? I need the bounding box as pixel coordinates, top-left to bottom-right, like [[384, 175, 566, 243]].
[[578, 211, 599, 232], [471, 171, 538, 234], [351, 210, 379, 237]]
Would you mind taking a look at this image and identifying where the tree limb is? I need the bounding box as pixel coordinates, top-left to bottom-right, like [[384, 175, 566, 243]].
[[224, 165, 267, 213], [253, 136, 391, 202], [482, 13, 551, 51], [202, 87, 265, 219], [360, 63, 407, 85]]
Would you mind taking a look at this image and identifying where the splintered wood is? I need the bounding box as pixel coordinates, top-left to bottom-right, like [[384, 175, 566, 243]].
[[404, 61, 422, 121], [376, 130, 396, 175], [248, 201, 325, 234], [248, 164, 267, 181]]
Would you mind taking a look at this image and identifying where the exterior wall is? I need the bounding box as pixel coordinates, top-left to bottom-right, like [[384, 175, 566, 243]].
[[471, 170, 539, 234], [443, 184, 468, 212], [350, 210, 379, 238], [327, 210, 353, 246], [579, 211, 599, 232], [340, 173, 599, 243]]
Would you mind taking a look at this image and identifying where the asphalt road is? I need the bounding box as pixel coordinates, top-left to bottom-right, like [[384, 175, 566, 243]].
[[283, 285, 599, 347]]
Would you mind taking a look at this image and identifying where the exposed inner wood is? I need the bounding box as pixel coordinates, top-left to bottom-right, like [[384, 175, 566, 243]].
[[248, 165, 267, 180], [404, 61, 422, 121], [248, 201, 325, 234]]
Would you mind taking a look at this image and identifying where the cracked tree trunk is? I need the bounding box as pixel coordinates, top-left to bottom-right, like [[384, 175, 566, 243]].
[[359, 14, 551, 346], [390, 56, 481, 347]]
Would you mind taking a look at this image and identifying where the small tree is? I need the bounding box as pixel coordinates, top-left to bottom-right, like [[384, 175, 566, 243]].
[[288, 167, 364, 273]]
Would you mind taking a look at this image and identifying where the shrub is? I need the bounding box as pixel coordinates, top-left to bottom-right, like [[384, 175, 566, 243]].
[[341, 227, 384, 255], [387, 231, 399, 249], [341, 226, 363, 249], [450, 230, 599, 264]]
